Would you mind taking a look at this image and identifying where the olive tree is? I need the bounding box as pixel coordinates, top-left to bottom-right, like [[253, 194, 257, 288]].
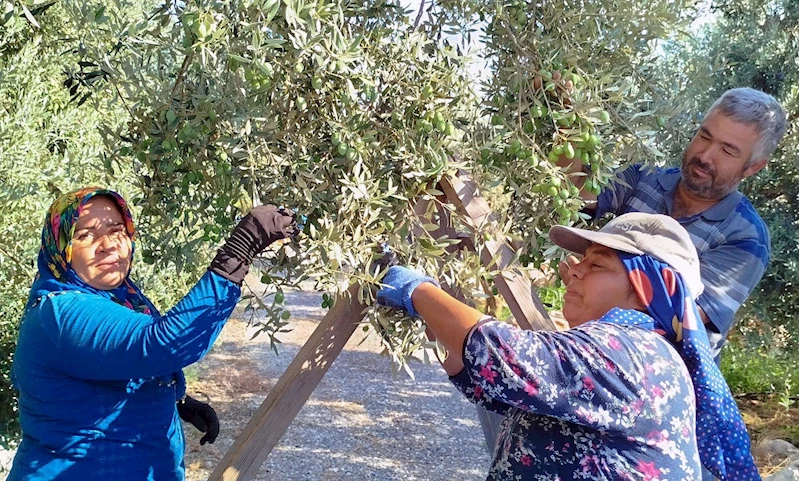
[[1, 0, 706, 444]]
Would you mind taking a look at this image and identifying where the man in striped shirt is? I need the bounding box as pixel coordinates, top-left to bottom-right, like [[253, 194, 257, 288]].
[[561, 87, 787, 360]]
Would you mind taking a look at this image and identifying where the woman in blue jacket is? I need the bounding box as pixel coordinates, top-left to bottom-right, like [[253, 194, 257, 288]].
[[9, 187, 296, 481]]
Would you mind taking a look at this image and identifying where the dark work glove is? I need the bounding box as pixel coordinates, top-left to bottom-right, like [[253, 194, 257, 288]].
[[209, 205, 298, 284], [178, 395, 219, 446]]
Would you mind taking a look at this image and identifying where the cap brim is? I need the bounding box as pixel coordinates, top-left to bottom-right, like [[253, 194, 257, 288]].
[[549, 225, 645, 257]]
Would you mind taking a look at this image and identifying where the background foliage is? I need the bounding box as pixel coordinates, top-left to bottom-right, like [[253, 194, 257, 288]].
[[1, 0, 796, 447]]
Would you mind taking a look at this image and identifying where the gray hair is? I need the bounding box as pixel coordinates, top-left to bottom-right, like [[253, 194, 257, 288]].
[[704, 87, 787, 166]]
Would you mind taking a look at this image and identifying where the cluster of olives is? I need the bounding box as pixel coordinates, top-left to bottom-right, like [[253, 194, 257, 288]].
[[416, 110, 456, 138], [483, 62, 617, 225]]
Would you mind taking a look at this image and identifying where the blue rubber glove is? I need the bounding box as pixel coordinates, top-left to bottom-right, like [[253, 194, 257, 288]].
[[377, 266, 440, 317]]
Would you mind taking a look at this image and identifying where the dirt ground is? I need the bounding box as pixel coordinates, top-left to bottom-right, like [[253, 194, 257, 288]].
[[744, 397, 799, 477]]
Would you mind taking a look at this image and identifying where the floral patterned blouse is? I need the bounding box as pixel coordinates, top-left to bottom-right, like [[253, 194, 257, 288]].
[[449, 308, 702, 480]]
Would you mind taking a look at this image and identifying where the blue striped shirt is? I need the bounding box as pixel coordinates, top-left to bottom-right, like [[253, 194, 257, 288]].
[[594, 164, 770, 358]]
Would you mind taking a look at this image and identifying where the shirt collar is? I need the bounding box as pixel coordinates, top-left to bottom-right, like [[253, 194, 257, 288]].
[[659, 168, 743, 221]]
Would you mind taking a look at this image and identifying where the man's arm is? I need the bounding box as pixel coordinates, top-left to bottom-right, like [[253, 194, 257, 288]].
[[557, 155, 598, 209], [558, 160, 645, 220], [695, 236, 770, 346]]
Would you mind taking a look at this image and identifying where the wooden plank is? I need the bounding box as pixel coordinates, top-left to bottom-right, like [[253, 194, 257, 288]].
[[208, 284, 367, 481], [439, 172, 556, 332]]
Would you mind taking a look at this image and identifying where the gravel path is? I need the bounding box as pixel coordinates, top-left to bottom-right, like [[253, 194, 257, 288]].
[[183, 287, 491, 481]]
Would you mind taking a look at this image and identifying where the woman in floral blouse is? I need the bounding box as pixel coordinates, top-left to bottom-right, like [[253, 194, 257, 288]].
[[377, 212, 759, 481]]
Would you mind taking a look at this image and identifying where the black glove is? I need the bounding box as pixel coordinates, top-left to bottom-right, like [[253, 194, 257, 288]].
[[178, 395, 219, 446], [209, 205, 297, 284]]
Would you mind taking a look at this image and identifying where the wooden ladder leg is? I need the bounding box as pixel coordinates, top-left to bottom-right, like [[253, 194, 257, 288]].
[[208, 284, 368, 481]]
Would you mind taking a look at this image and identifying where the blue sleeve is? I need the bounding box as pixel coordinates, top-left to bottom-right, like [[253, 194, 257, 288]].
[[39, 271, 240, 380], [696, 234, 770, 345], [460, 320, 652, 434], [594, 164, 643, 219]]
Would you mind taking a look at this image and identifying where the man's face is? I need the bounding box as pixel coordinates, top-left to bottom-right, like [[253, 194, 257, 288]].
[[680, 112, 766, 200], [70, 196, 132, 290], [562, 244, 645, 328]]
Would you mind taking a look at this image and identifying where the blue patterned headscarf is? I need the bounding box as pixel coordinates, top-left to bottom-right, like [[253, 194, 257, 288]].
[[610, 252, 759, 480]]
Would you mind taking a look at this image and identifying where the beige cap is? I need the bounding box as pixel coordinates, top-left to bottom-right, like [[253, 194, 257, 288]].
[[549, 213, 704, 298]]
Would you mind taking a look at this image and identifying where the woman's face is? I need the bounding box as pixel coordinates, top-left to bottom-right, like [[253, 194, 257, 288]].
[[562, 244, 645, 327], [69, 196, 132, 290]]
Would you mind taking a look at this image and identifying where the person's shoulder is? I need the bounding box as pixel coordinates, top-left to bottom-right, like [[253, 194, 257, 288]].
[[33, 290, 83, 310], [620, 163, 676, 175], [579, 310, 681, 358], [644, 165, 680, 181], [35, 290, 120, 323], [734, 195, 769, 232], [711, 194, 771, 249], [18, 291, 87, 346]]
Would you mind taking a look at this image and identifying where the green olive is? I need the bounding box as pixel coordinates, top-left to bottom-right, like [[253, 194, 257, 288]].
[[523, 120, 536, 133]]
